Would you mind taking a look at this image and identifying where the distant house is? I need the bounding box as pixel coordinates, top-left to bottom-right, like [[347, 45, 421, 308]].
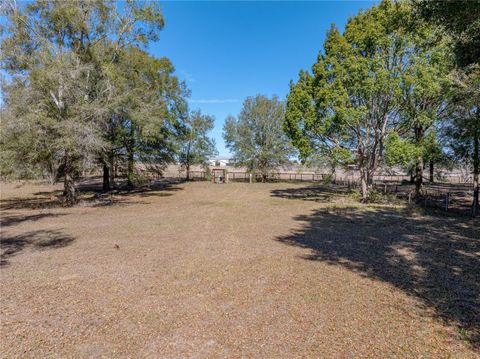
[[207, 158, 230, 167]]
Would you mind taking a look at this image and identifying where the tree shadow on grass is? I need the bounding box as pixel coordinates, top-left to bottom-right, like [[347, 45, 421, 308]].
[[0, 192, 64, 210], [0, 179, 183, 210], [275, 205, 480, 349], [270, 184, 349, 202], [113, 180, 184, 199], [1, 229, 75, 267], [0, 213, 68, 228]]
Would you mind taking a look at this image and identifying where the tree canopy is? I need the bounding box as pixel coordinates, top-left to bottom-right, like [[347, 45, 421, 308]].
[[415, 0, 480, 68], [0, 0, 189, 204], [224, 95, 294, 180], [285, 1, 454, 200], [179, 110, 217, 180], [286, 2, 411, 199]]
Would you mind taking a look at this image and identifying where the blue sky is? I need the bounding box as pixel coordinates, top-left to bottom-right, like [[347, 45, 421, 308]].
[[150, 1, 376, 157]]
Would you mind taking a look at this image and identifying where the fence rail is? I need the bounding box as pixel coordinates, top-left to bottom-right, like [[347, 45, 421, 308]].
[[163, 169, 475, 216], [166, 170, 473, 187], [371, 182, 475, 217]]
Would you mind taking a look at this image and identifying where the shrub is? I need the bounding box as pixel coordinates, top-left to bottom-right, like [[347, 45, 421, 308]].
[[367, 188, 383, 203], [347, 188, 362, 201], [322, 173, 334, 185], [132, 171, 148, 186]]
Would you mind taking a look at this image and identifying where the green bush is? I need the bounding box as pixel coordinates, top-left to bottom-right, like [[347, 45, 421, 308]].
[[205, 166, 212, 181], [367, 188, 383, 203], [322, 173, 333, 185], [347, 188, 362, 201], [348, 188, 400, 204], [132, 171, 148, 186]]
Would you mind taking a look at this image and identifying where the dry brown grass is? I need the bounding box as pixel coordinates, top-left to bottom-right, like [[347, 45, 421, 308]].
[[1, 180, 479, 358]]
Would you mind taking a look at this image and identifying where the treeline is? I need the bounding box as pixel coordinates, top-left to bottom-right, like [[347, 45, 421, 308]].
[[0, 1, 217, 205], [284, 1, 479, 212], [221, 1, 479, 214], [1, 1, 478, 214]]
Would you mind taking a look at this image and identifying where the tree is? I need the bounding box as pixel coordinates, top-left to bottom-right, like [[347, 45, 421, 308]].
[[423, 129, 448, 183], [179, 110, 217, 180], [100, 47, 188, 189], [1, 48, 104, 205], [0, 0, 177, 204], [385, 128, 448, 184], [384, 131, 422, 171], [444, 66, 480, 216], [223, 95, 294, 181], [395, 19, 452, 195], [286, 2, 412, 200]]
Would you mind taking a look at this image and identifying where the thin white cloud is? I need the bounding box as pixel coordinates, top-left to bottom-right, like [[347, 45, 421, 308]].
[[189, 99, 240, 104]]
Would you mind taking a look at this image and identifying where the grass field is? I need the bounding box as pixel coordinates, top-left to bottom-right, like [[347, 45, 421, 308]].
[[1, 180, 479, 358]]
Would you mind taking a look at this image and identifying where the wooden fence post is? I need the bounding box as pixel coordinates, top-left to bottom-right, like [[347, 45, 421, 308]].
[[408, 192, 411, 204], [249, 173, 252, 184], [445, 192, 449, 212]]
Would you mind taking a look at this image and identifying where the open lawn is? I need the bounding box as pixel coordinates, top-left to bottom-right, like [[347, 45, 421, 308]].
[[1, 181, 479, 358]]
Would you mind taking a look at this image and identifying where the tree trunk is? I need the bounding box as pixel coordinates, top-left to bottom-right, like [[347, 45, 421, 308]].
[[360, 171, 368, 202], [414, 125, 424, 197], [185, 135, 192, 181], [473, 131, 479, 217], [109, 153, 115, 189], [126, 125, 135, 188], [357, 149, 368, 201], [63, 155, 76, 206], [367, 170, 373, 187], [127, 152, 134, 188], [102, 162, 110, 192], [429, 160, 434, 182], [415, 156, 424, 197], [330, 163, 336, 184]]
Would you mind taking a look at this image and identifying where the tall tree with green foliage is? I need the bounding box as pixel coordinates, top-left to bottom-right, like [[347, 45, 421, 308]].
[[286, 2, 414, 200], [0, 0, 184, 204], [1, 44, 105, 205], [394, 17, 452, 195], [179, 110, 217, 180], [444, 66, 480, 216], [224, 95, 294, 181], [100, 46, 188, 189], [384, 128, 448, 184], [423, 129, 448, 182]]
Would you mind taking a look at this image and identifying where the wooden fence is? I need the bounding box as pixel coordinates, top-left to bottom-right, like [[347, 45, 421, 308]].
[[178, 171, 414, 184], [167, 169, 469, 185], [168, 170, 475, 216], [372, 182, 475, 217], [179, 171, 327, 182]]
